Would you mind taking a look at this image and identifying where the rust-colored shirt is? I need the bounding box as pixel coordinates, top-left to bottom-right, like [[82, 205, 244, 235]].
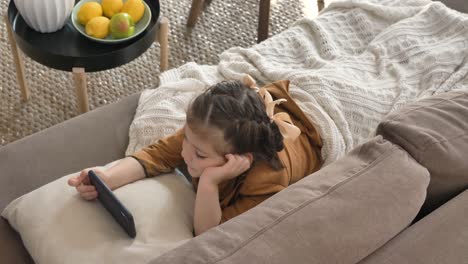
[[131, 80, 322, 222]]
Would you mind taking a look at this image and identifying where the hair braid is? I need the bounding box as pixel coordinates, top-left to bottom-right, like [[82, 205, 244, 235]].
[[186, 80, 286, 170]]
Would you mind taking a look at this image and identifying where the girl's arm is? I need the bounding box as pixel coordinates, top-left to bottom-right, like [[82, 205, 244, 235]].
[[103, 157, 149, 190], [105, 128, 185, 189], [194, 177, 222, 236], [193, 154, 252, 235], [67, 157, 149, 200], [68, 129, 184, 200]]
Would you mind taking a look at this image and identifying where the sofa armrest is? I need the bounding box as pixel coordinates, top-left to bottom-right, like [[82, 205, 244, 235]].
[[149, 137, 429, 264], [359, 188, 468, 264], [0, 93, 140, 212]]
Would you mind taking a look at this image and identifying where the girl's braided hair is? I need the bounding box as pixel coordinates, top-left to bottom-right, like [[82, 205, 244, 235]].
[[186, 80, 285, 170]]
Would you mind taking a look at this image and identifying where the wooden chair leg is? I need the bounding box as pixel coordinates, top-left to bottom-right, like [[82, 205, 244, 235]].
[[4, 15, 30, 102], [157, 17, 169, 72], [187, 0, 205, 27], [257, 0, 270, 43], [318, 0, 325, 12], [72, 67, 89, 113]]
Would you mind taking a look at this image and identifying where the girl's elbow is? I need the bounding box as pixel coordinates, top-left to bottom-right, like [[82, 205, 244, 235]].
[[194, 225, 211, 236], [193, 220, 220, 236]]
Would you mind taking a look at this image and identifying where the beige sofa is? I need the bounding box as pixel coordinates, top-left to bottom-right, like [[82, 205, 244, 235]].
[[1, 87, 468, 263], [2, 1, 468, 262]]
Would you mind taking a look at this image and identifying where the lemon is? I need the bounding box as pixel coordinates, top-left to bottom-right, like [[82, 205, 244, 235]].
[[101, 0, 124, 18], [85, 16, 110, 39], [77, 2, 103, 26], [121, 0, 145, 23]]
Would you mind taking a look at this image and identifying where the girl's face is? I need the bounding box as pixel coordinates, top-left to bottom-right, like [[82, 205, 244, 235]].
[[181, 124, 227, 178]]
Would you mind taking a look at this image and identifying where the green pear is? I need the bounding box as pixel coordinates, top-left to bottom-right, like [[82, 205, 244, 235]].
[[109, 13, 135, 39]]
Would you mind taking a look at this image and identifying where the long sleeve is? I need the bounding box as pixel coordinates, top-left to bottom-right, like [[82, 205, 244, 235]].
[[220, 161, 287, 223], [130, 129, 185, 177]]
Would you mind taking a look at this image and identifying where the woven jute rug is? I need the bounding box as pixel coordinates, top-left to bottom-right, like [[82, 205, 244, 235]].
[[0, 0, 322, 146]]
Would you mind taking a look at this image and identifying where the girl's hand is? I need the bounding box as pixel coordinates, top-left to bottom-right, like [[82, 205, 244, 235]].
[[67, 168, 109, 201], [201, 154, 252, 185]]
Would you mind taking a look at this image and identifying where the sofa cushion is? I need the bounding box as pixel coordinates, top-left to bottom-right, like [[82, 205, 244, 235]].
[[149, 136, 429, 264], [377, 90, 468, 219], [1, 161, 195, 264], [359, 189, 468, 264]]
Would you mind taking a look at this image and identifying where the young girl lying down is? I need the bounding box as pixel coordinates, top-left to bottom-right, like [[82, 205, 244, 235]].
[[68, 75, 322, 236]]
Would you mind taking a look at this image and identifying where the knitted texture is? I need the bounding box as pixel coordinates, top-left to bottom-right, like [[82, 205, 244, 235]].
[[127, 0, 468, 165], [126, 65, 223, 155]]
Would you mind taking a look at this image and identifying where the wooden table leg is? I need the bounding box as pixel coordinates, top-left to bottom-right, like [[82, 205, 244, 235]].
[[4, 15, 30, 102], [257, 0, 270, 43], [157, 17, 169, 72], [187, 0, 205, 28], [72, 67, 89, 113], [318, 0, 325, 12]]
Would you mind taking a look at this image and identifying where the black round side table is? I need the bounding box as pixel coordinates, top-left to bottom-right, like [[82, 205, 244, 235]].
[[5, 0, 169, 113]]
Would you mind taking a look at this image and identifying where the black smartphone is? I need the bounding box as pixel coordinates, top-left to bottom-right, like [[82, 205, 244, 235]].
[[88, 170, 136, 238]]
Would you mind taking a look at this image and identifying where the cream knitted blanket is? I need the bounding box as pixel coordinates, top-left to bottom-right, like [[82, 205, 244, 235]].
[[127, 0, 468, 166]]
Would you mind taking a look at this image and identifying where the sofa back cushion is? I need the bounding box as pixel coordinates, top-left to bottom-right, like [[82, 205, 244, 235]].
[[440, 0, 468, 13], [377, 90, 468, 220], [149, 136, 429, 264]]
